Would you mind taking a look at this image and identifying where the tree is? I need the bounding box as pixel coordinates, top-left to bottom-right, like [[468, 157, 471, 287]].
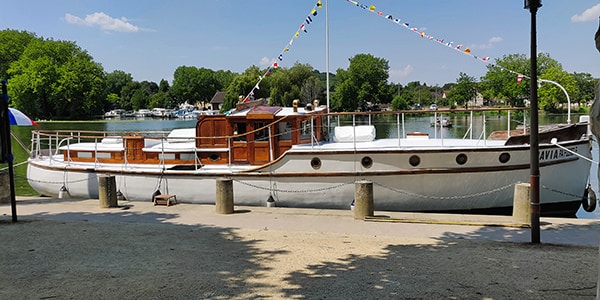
[[222, 66, 262, 111], [171, 66, 222, 104], [538, 67, 578, 111], [571, 72, 597, 105], [0, 30, 38, 80], [105, 70, 133, 110], [447, 72, 478, 107], [480, 53, 530, 106], [8, 38, 106, 119], [301, 76, 322, 104], [332, 54, 391, 111]]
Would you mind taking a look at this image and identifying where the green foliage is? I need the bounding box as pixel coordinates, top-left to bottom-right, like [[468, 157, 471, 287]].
[[222, 66, 261, 111], [390, 94, 410, 110], [480, 53, 530, 106], [7, 38, 107, 119], [332, 54, 392, 111], [0, 30, 38, 80], [1, 29, 597, 119], [171, 66, 222, 104], [538, 67, 579, 111], [447, 72, 477, 106]]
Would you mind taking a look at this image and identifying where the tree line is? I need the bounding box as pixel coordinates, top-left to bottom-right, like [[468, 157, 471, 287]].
[[1, 29, 597, 120]]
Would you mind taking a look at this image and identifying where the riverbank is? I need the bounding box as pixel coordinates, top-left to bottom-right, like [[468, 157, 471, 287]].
[[1, 197, 599, 298]]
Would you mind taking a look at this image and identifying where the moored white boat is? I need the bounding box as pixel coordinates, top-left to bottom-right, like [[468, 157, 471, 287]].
[[27, 103, 593, 217]]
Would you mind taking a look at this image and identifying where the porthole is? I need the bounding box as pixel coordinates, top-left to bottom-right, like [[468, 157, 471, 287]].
[[209, 153, 220, 162], [361, 156, 373, 168], [499, 152, 511, 164], [456, 153, 468, 165], [310, 157, 322, 170], [409, 155, 420, 167]]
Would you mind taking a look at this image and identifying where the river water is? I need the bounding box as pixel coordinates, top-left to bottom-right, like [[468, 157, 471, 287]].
[[10, 112, 599, 218]]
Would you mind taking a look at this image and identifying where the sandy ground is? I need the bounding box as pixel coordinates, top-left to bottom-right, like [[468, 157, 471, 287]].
[[1, 198, 599, 299]]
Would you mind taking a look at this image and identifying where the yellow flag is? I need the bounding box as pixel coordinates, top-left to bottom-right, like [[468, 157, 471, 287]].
[[317, 0, 322, 8], [369, 5, 376, 11], [294, 31, 299, 38], [464, 48, 471, 54]]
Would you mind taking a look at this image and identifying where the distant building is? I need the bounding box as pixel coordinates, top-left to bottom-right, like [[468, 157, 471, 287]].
[[210, 91, 226, 111]]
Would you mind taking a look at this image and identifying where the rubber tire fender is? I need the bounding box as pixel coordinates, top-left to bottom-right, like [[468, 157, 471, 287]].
[[582, 186, 597, 213]]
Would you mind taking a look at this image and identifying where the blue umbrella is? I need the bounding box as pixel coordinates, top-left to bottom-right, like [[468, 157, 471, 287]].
[[8, 107, 38, 126]]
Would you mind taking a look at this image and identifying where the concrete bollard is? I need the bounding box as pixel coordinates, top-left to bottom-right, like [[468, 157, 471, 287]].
[[216, 178, 234, 214], [513, 183, 532, 225], [98, 175, 118, 208], [0, 171, 9, 203], [354, 180, 374, 220]]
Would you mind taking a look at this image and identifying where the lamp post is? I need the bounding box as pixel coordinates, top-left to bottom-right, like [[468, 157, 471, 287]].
[[525, 0, 542, 244]]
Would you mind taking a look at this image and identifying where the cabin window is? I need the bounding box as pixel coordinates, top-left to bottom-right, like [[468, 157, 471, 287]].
[[97, 152, 111, 159], [278, 122, 292, 141], [233, 122, 247, 141], [456, 153, 468, 165], [310, 157, 322, 170], [361, 156, 373, 168], [77, 152, 92, 158], [409, 155, 420, 167], [254, 122, 269, 142], [180, 153, 196, 161], [159, 153, 176, 160], [499, 152, 511, 163], [300, 119, 312, 140]]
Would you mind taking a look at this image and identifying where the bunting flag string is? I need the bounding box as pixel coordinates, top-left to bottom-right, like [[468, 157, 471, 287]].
[[343, 0, 535, 85], [242, 1, 323, 103], [343, 0, 491, 63]]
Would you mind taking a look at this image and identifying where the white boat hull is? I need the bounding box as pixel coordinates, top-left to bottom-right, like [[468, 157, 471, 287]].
[[27, 139, 591, 216]]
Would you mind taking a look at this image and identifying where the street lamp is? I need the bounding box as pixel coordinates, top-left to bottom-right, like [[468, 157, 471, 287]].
[[525, 0, 541, 244], [524, 0, 542, 10]]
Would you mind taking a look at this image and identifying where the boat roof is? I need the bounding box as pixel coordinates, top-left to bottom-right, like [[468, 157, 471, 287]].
[[229, 105, 327, 118]]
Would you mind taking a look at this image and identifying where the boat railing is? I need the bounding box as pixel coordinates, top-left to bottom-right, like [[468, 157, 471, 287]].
[[323, 107, 530, 146], [29, 107, 538, 166]]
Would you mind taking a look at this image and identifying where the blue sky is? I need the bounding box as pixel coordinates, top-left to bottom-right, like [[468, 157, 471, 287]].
[[3, 1, 600, 87]]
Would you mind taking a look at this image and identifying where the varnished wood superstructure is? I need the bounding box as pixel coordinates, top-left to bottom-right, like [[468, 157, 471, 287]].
[[55, 102, 328, 167]]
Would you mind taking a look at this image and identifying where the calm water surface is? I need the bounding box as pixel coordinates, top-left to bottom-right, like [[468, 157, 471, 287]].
[[11, 112, 599, 218]]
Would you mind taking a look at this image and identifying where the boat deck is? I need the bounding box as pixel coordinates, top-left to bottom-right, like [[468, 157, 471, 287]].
[[292, 137, 508, 151]]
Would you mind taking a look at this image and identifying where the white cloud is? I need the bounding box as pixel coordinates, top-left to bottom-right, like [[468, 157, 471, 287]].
[[571, 4, 600, 22], [474, 36, 503, 49], [65, 12, 139, 33], [259, 57, 272, 67], [389, 64, 414, 82]]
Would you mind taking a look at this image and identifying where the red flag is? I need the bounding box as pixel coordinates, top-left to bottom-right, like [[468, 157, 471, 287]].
[[517, 74, 523, 85]]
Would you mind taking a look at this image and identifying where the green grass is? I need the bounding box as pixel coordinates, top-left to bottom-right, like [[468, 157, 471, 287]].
[[3, 134, 38, 196]]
